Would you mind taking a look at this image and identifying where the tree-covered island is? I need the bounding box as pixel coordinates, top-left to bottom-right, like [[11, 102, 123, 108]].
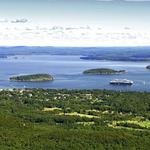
[[10, 74, 54, 82], [83, 68, 126, 75], [146, 65, 150, 69]]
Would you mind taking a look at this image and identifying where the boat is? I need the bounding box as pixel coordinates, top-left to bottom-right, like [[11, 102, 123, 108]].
[[110, 79, 133, 85]]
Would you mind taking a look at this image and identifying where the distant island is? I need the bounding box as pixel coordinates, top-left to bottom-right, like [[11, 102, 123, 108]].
[[146, 65, 150, 69], [83, 68, 126, 75], [10, 74, 54, 82]]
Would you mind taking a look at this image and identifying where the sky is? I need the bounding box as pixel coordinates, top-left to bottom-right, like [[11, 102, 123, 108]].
[[0, 0, 150, 46]]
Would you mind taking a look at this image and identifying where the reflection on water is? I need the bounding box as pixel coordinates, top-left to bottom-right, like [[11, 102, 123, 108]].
[[0, 55, 150, 91]]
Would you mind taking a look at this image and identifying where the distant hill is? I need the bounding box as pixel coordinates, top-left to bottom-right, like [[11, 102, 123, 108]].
[[1, 46, 150, 61]]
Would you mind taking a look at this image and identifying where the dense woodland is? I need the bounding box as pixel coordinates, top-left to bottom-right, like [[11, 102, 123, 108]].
[[0, 89, 150, 149]]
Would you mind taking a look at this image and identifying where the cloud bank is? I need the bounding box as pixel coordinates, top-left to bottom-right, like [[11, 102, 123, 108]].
[[0, 21, 149, 46]]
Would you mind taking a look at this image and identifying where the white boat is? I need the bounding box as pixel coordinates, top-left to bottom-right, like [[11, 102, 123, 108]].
[[110, 79, 133, 85]]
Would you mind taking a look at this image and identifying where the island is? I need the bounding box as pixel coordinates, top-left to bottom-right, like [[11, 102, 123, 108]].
[[10, 74, 54, 82], [83, 68, 126, 75], [146, 65, 150, 69]]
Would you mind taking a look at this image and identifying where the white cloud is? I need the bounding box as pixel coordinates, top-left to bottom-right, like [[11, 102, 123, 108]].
[[0, 23, 150, 46], [0, 19, 8, 23], [0, 18, 29, 24], [11, 19, 28, 23]]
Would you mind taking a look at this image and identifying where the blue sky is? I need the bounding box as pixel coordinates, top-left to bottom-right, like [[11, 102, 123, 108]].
[[1, 0, 150, 26], [0, 0, 150, 46]]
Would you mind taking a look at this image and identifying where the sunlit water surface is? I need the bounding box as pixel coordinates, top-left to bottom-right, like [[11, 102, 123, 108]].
[[0, 55, 150, 92]]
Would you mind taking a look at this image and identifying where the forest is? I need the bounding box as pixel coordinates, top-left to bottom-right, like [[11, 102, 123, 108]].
[[0, 89, 150, 150]]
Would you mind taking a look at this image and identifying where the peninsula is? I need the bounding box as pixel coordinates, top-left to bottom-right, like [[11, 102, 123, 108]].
[[10, 74, 54, 82], [83, 68, 126, 75]]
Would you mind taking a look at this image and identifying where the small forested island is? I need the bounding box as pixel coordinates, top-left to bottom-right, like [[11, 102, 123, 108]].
[[10, 74, 54, 82], [146, 65, 150, 69], [83, 68, 126, 75]]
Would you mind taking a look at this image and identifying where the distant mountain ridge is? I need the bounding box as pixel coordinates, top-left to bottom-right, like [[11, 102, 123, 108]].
[[1, 46, 150, 61]]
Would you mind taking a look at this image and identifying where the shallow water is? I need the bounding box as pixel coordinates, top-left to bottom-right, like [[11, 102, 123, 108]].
[[0, 55, 150, 91]]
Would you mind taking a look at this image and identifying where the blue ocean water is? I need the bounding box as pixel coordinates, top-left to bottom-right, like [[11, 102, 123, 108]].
[[0, 54, 150, 92]]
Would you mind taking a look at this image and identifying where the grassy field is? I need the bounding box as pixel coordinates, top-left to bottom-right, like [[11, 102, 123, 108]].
[[111, 118, 150, 130]]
